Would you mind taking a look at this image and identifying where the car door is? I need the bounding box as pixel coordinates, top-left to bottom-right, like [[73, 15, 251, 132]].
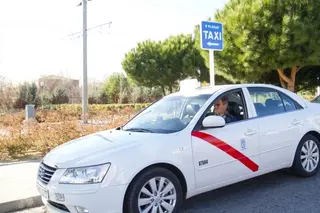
[[191, 88, 260, 189], [246, 86, 305, 170]]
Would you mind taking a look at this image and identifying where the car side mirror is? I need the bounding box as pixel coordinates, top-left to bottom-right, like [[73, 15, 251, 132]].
[[202, 115, 226, 128]]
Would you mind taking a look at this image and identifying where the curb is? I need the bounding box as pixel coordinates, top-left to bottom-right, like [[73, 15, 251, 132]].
[[0, 160, 42, 167], [0, 196, 43, 213]]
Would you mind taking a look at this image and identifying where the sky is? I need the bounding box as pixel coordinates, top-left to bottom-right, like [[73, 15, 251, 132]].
[[0, 0, 228, 85]]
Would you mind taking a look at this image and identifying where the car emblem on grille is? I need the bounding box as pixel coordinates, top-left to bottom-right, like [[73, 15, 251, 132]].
[[38, 167, 45, 178]]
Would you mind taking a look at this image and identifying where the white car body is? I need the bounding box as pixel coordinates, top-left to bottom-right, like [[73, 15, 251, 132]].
[[36, 84, 320, 213]]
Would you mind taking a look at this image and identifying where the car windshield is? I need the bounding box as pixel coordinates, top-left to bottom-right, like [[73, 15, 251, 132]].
[[122, 94, 212, 133]]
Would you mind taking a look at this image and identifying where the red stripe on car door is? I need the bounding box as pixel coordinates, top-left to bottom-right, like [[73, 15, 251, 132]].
[[192, 131, 259, 172]]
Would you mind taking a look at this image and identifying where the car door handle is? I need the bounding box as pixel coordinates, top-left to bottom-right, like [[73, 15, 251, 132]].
[[245, 129, 257, 136], [292, 119, 301, 125]]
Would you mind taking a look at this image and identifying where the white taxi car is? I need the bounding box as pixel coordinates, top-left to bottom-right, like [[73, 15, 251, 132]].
[[37, 84, 320, 213]]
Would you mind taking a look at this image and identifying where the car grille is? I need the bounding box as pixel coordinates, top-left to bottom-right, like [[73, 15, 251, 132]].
[[37, 162, 57, 185], [48, 200, 70, 212]]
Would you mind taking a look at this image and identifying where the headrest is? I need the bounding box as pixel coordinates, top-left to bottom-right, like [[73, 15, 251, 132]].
[[191, 104, 200, 112], [265, 98, 273, 106], [266, 99, 280, 107], [228, 102, 240, 115], [254, 103, 264, 108]]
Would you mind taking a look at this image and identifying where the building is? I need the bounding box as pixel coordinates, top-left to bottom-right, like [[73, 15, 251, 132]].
[[38, 75, 81, 104], [38, 75, 79, 90]]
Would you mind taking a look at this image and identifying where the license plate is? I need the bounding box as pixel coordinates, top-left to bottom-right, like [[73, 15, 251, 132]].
[[37, 184, 49, 200]]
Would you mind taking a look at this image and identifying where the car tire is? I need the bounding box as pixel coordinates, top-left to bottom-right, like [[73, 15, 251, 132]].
[[291, 134, 320, 177], [124, 167, 183, 213]]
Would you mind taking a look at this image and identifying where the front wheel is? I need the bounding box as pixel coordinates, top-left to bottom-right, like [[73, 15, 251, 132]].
[[124, 167, 183, 213], [291, 134, 320, 177]]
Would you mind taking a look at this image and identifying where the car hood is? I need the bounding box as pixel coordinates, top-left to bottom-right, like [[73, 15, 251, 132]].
[[43, 129, 158, 168]]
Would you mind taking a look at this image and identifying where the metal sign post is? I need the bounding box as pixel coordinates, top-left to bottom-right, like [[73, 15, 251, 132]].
[[82, 0, 88, 123], [200, 21, 224, 86]]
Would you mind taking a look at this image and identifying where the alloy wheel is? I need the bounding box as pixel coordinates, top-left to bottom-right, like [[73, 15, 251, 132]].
[[138, 177, 177, 213], [301, 140, 320, 172]]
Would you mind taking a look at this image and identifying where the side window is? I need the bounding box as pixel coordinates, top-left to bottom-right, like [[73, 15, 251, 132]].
[[204, 90, 248, 124], [311, 95, 320, 103], [279, 93, 298, 112], [248, 87, 285, 117]]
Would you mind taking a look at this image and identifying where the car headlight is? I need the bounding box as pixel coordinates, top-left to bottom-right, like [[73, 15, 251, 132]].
[[59, 163, 111, 184]]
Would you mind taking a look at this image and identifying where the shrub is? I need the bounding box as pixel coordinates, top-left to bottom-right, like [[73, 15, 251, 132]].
[[5, 135, 33, 158], [0, 104, 145, 160]]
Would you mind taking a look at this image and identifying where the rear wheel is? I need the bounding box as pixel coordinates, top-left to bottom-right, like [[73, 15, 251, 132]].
[[124, 167, 183, 213], [291, 134, 320, 177]]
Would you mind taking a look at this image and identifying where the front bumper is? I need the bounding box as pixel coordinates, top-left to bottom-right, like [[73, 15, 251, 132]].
[[36, 177, 128, 213]]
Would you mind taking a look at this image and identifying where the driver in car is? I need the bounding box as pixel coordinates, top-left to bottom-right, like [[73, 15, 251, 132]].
[[213, 96, 237, 123]]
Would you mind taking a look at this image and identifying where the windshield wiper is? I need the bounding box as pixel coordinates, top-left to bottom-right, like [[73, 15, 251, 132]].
[[124, 128, 153, 133]]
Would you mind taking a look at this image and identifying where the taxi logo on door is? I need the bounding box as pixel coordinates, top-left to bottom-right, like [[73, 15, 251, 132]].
[[241, 139, 246, 150]]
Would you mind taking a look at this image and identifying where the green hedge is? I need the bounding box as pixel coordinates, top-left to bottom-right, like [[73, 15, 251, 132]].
[[39, 103, 151, 112]]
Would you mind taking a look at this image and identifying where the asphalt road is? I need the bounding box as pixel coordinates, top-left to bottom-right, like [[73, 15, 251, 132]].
[[13, 170, 320, 213]]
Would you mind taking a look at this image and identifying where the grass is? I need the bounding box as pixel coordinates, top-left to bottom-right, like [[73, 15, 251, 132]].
[[0, 104, 146, 161]]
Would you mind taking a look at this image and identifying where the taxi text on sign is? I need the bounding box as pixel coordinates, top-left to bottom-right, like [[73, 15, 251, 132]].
[[200, 21, 223, 51]]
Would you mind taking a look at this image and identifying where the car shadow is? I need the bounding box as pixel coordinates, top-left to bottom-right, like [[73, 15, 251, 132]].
[[181, 169, 320, 212]]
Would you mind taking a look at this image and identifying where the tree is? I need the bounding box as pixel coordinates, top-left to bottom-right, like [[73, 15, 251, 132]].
[[88, 79, 104, 104], [51, 87, 69, 104], [0, 76, 16, 111], [102, 72, 131, 104], [122, 34, 209, 95], [14, 82, 39, 108], [38, 91, 53, 106], [129, 85, 163, 103], [98, 91, 109, 104], [254, 65, 320, 93], [196, 0, 320, 92]]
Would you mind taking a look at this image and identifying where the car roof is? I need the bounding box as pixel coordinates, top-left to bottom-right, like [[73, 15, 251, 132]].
[[170, 83, 277, 97], [163, 82, 311, 111], [171, 83, 309, 108]]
